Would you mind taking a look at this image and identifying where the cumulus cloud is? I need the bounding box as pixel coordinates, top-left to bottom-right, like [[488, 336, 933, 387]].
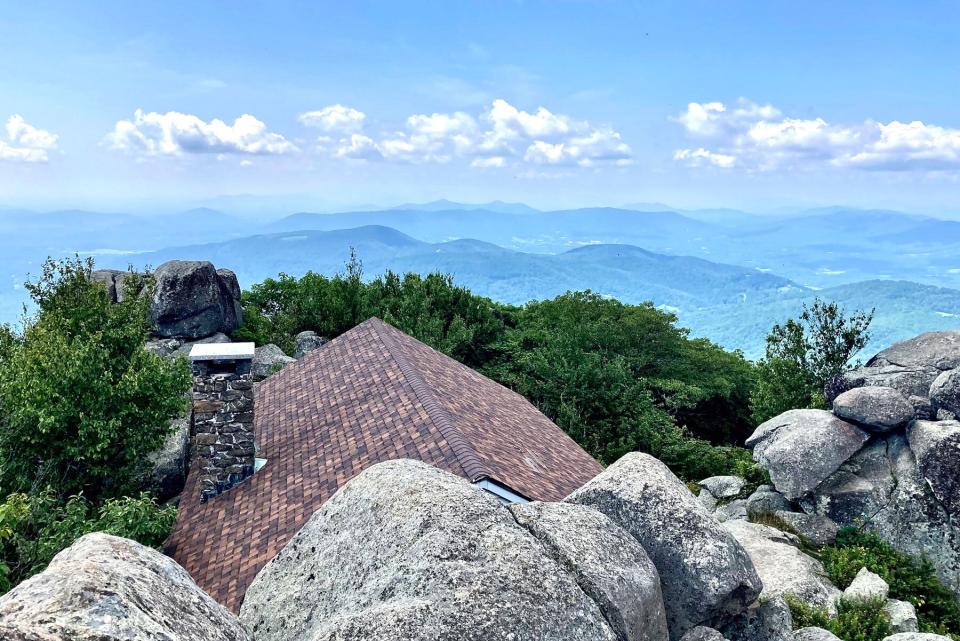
[[0, 115, 58, 162], [673, 98, 960, 172], [107, 109, 297, 157], [306, 99, 632, 168], [299, 104, 366, 132]]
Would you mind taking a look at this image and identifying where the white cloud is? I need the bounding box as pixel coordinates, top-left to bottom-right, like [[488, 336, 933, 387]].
[[107, 109, 297, 157], [299, 105, 366, 133], [0, 115, 59, 162], [313, 99, 632, 169], [673, 147, 736, 168], [673, 98, 960, 172]]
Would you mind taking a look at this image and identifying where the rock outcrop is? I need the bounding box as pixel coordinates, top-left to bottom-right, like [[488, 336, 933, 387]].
[[150, 260, 243, 339], [0, 533, 250, 641], [510, 501, 669, 641], [843, 567, 889, 602], [832, 386, 914, 432], [567, 452, 761, 640], [748, 409, 870, 500], [294, 330, 328, 359], [252, 343, 296, 380], [750, 330, 960, 595], [143, 413, 190, 501], [241, 459, 644, 641], [722, 520, 841, 614]]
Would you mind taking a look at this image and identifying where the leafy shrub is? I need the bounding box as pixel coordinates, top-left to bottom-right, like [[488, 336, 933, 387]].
[[0, 258, 191, 502], [0, 490, 176, 594], [751, 299, 873, 423], [786, 594, 891, 641], [821, 527, 960, 636]]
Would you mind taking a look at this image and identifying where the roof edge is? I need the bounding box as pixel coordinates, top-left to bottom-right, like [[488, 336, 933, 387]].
[[374, 320, 491, 482]]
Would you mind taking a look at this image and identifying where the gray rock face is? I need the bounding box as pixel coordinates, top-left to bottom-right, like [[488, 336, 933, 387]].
[[746, 487, 793, 518], [833, 386, 914, 432], [680, 627, 728, 641], [884, 600, 918, 634], [722, 520, 841, 615], [870, 331, 960, 371], [699, 476, 747, 500], [511, 501, 669, 641], [173, 332, 231, 359], [930, 370, 960, 418], [844, 567, 889, 601], [748, 410, 870, 500], [241, 459, 621, 641], [294, 330, 328, 359], [720, 596, 795, 641], [809, 433, 960, 594], [882, 635, 954, 641], [907, 420, 960, 514], [144, 414, 190, 501], [714, 499, 748, 523], [772, 511, 839, 547], [840, 365, 940, 402], [0, 532, 249, 641], [567, 453, 761, 640], [151, 260, 243, 339], [252, 343, 296, 380], [795, 628, 842, 641]]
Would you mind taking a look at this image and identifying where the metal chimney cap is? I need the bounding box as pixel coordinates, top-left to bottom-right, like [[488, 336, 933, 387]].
[[189, 342, 255, 362]]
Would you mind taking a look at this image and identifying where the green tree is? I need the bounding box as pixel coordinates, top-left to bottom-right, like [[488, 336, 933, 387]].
[[483, 291, 758, 476], [751, 298, 873, 424], [0, 258, 191, 503]]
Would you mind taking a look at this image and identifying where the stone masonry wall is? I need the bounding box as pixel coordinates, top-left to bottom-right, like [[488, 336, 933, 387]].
[[191, 362, 255, 502]]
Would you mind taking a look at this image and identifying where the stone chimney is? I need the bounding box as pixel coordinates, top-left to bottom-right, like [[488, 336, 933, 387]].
[[188, 342, 257, 502]]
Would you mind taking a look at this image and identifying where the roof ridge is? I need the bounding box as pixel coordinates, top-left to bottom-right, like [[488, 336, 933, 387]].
[[373, 320, 491, 483]]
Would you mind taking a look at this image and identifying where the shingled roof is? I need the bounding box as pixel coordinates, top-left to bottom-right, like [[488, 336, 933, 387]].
[[165, 317, 603, 612]]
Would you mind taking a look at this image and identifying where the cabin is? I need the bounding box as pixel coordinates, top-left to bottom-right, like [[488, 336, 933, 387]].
[[166, 317, 603, 612]]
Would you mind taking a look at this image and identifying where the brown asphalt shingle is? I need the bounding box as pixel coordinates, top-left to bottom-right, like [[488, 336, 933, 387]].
[[165, 317, 603, 612]]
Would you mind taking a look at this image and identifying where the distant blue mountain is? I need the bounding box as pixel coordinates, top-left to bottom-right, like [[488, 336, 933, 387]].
[[89, 224, 960, 358]]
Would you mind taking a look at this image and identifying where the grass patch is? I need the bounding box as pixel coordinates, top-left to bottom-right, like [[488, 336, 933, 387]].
[[821, 527, 960, 638], [786, 595, 891, 641]]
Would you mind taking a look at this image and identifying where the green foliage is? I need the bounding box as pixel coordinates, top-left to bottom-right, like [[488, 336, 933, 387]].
[[240, 255, 761, 480], [0, 490, 176, 593], [787, 594, 891, 641], [0, 258, 191, 503], [821, 527, 960, 636], [234, 250, 509, 368], [481, 291, 757, 477], [751, 298, 873, 423]]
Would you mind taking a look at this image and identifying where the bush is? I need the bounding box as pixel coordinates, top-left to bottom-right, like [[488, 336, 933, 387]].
[[751, 299, 873, 423], [0, 258, 191, 502], [0, 490, 176, 593], [821, 528, 960, 636], [786, 594, 891, 641]]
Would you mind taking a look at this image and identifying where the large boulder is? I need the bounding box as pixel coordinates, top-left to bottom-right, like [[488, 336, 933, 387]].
[[151, 260, 243, 339], [566, 452, 761, 640], [884, 600, 919, 634], [808, 433, 960, 594], [294, 330, 328, 359], [747, 410, 870, 500], [511, 501, 669, 641], [771, 511, 839, 547], [699, 476, 746, 500], [869, 331, 960, 371], [930, 370, 960, 417], [0, 532, 249, 641], [252, 343, 296, 380], [843, 567, 889, 602], [722, 520, 841, 614], [241, 459, 626, 641], [746, 486, 793, 518], [907, 420, 960, 514], [882, 635, 954, 641], [144, 414, 190, 501], [719, 596, 795, 641], [832, 386, 914, 432], [795, 629, 842, 641]]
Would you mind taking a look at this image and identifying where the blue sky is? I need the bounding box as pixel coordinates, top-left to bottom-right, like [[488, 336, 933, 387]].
[[2, 1, 959, 214]]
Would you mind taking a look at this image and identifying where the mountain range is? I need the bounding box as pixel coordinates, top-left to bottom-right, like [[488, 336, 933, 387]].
[[3, 200, 960, 358]]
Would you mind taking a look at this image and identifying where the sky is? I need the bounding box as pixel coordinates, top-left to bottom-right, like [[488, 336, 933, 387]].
[[2, 1, 960, 214]]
